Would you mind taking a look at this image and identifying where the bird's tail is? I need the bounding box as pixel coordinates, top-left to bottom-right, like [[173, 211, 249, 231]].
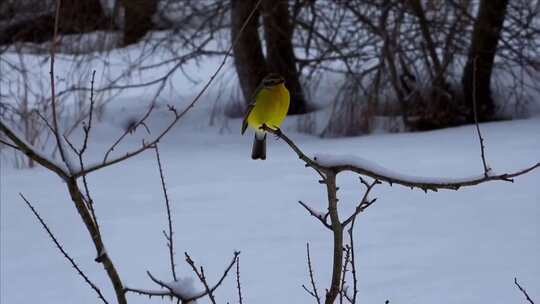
[[251, 131, 266, 160]]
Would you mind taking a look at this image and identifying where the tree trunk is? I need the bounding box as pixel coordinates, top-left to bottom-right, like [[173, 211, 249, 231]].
[[231, 0, 268, 106], [462, 0, 509, 122], [262, 0, 307, 115], [120, 0, 158, 46]]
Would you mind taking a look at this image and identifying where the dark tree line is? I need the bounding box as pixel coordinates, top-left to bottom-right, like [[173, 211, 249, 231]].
[[1, 0, 538, 135]]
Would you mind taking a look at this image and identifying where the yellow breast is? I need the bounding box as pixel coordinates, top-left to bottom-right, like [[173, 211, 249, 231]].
[[247, 83, 290, 130]]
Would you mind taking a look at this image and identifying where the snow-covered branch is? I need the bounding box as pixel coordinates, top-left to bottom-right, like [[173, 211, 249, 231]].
[[125, 251, 240, 303], [262, 126, 539, 192]]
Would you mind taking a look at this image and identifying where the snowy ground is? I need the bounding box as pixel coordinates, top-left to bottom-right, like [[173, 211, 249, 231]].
[[1, 86, 539, 304]]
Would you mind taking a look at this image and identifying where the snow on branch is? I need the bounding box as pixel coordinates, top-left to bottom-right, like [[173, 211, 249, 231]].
[[261, 125, 539, 192], [125, 251, 240, 303], [0, 121, 70, 179]]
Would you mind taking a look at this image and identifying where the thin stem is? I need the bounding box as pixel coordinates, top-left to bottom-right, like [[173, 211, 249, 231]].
[[19, 193, 109, 304], [154, 144, 177, 281], [472, 56, 490, 177]]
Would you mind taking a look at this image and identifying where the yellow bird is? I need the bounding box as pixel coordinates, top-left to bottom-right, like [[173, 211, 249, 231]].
[[241, 73, 290, 160]]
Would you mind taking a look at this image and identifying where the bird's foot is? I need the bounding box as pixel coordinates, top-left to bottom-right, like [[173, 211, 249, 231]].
[[272, 126, 282, 139]]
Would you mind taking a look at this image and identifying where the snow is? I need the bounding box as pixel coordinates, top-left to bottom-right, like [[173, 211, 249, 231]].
[[166, 277, 199, 298], [314, 153, 489, 186], [1, 104, 539, 304], [1, 43, 539, 304]]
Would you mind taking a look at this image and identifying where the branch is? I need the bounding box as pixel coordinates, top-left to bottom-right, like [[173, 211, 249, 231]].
[[0, 138, 20, 150], [126, 251, 240, 303], [236, 256, 243, 304], [19, 193, 109, 304], [263, 126, 539, 192], [340, 245, 352, 304], [514, 278, 535, 304], [72, 0, 265, 178], [342, 179, 380, 227], [49, 0, 72, 172], [298, 200, 331, 229], [154, 144, 177, 281], [184, 251, 240, 304], [347, 219, 358, 304], [303, 243, 322, 304], [472, 56, 491, 176], [0, 121, 69, 179]]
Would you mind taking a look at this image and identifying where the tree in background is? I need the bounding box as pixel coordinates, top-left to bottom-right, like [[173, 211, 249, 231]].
[[1, 0, 538, 139], [0, 0, 108, 44], [462, 0, 510, 122], [231, 0, 308, 115], [121, 0, 158, 46]]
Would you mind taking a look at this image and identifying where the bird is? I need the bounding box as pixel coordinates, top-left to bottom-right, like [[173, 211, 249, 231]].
[[241, 73, 290, 160]]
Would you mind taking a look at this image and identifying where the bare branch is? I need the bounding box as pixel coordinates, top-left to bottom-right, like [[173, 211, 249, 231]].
[[303, 243, 322, 304], [49, 0, 72, 172], [347, 220, 358, 304], [236, 256, 243, 304], [73, 0, 265, 178], [342, 179, 380, 227], [19, 193, 109, 304], [298, 201, 331, 229], [0, 138, 20, 150], [185, 251, 241, 303], [154, 144, 177, 281], [0, 121, 69, 179], [80, 70, 97, 156], [339, 245, 352, 304], [472, 56, 491, 177], [263, 127, 539, 192], [514, 277, 535, 304]]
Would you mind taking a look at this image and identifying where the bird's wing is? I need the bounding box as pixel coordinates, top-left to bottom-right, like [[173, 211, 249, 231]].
[[241, 84, 264, 135]]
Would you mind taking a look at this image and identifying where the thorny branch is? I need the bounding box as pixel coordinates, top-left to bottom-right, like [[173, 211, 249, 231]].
[[49, 0, 72, 173], [2, 2, 263, 302], [19, 193, 109, 304], [263, 124, 538, 304], [262, 126, 539, 192], [302, 243, 322, 304], [472, 57, 491, 177], [236, 256, 244, 304], [125, 251, 240, 303], [514, 277, 535, 304], [71, 0, 265, 179], [154, 144, 177, 281], [298, 200, 331, 229]]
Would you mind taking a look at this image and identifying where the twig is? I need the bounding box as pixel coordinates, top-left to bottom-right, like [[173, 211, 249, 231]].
[[73, 0, 265, 178], [49, 0, 72, 172], [236, 256, 243, 304], [0, 138, 20, 150], [347, 218, 358, 304], [303, 243, 322, 304], [263, 127, 539, 192], [80, 70, 97, 155], [127, 252, 240, 302], [514, 277, 535, 304], [19, 193, 109, 304], [339, 245, 352, 304], [472, 56, 490, 177], [342, 179, 380, 227], [154, 144, 177, 281], [298, 201, 331, 229], [0, 121, 70, 179], [185, 251, 241, 304]]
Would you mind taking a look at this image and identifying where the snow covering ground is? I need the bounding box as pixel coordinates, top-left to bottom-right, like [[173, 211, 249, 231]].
[[1, 96, 539, 304], [1, 48, 539, 303]]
